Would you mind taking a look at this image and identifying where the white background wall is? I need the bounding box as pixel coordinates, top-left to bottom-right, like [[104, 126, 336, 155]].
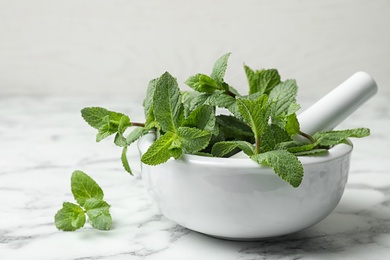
[[0, 0, 389, 99]]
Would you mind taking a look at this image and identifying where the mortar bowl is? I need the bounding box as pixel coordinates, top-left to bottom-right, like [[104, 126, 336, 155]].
[[137, 133, 352, 240]]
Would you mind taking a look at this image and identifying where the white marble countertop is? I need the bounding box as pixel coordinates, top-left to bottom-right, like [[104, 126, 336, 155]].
[[1, 95, 389, 260]]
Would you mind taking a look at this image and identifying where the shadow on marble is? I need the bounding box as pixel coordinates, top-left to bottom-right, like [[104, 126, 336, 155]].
[[171, 194, 389, 258]]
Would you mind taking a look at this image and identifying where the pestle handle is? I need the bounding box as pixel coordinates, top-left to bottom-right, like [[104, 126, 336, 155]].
[[297, 71, 377, 136]]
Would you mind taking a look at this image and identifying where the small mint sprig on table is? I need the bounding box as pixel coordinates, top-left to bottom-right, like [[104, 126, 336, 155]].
[[55, 170, 112, 231]]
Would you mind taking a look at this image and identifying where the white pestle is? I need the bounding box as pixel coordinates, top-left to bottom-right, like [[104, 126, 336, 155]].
[[231, 71, 378, 158], [295, 71, 377, 138]]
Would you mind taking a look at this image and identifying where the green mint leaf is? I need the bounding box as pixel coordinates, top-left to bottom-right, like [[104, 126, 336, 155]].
[[287, 143, 317, 153], [212, 141, 255, 157], [236, 95, 270, 145], [182, 91, 210, 117], [260, 124, 291, 153], [80, 106, 130, 143], [81, 107, 119, 129], [114, 133, 127, 147], [313, 128, 370, 147], [121, 146, 132, 175], [96, 115, 116, 141], [153, 72, 184, 132], [205, 90, 236, 108], [244, 65, 281, 95], [71, 170, 104, 207], [177, 127, 211, 154], [285, 113, 300, 136], [210, 52, 231, 86], [293, 149, 328, 156], [227, 84, 241, 97], [113, 115, 131, 147], [143, 78, 158, 117], [144, 79, 158, 128], [183, 105, 217, 135], [216, 115, 254, 142], [287, 103, 301, 115], [141, 131, 182, 165], [251, 150, 303, 188], [126, 127, 149, 144], [193, 151, 214, 157], [275, 140, 305, 150], [119, 127, 149, 175], [84, 198, 112, 231], [185, 73, 220, 93], [54, 202, 86, 231], [269, 79, 298, 121]]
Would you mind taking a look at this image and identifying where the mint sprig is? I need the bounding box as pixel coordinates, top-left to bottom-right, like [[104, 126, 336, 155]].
[[77, 53, 371, 188], [55, 171, 112, 231]]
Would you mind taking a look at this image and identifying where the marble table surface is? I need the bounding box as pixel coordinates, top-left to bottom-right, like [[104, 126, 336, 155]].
[[1, 95, 389, 260]]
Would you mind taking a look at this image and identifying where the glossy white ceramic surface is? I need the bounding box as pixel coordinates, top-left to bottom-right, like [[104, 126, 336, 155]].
[[138, 133, 353, 240]]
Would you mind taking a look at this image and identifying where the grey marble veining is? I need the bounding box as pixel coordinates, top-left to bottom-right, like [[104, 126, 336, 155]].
[[0, 96, 389, 260]]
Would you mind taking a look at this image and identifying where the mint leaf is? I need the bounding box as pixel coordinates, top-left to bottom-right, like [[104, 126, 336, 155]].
[[269, 79, 298, 121], [71, 170, 104, 207], [121, 146, 132, 174], [182, 91, 210, 116], [185, 53, 231, 93], [177, 127, 211, 154], [144, 78, 158, 117], [212, 141, 255, 157], [141, 131, 181, 165], [183, 105, 217, 135], [237, 95, 270, 152], [114, 115, 131, 147], [314, 128, 370, 147], [210, 52, 231, 86], [81, 108, 129, 142], [216, 115, 254, 142], [119, 127, 149, 175], [244, 65, 281, 95], [251, 150, 303, 188], [260, 124, 291, 153], [293, 149, 328, 156], [81, 107, 121, 129], [275, 140, 305, 150], [126, 127, 149, 144], [285, 113, 300, 136], [144, 79, 158, 128], [54, 202, 86, 231], [153, 72, 184, 132], [185, 73, 219, 93], [205, 90, 236, 108], [287, 143, 317, 154], [84, 198, 112, 231]]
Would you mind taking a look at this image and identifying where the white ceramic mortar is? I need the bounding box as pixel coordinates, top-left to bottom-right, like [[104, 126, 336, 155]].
[[137, 72, 377, 240]]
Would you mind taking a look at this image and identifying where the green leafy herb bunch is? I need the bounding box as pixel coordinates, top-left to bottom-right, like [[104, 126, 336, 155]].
[[80, 53, 370, 188], [55, 53, 370, 232]]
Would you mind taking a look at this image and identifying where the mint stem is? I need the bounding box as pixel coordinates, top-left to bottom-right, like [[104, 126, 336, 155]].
[[255, 138, 260, 154], [130, 122, 145, 127], [299, 131, 315, 143], [226, 90, 236, 98]]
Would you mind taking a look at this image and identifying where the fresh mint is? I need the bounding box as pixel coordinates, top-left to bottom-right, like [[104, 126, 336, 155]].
[[211, 141, 255, 157], [55, 170, 112, 231], [251, 150, 303, 188], [78, 53, 371, 188], [244, 65, 281, 95], [153, 72, 184, 132], [141, 131, 182, 165], [54, 202, 86, 231], [236, 95, 271, 154], [56, 52, 372, 231]]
